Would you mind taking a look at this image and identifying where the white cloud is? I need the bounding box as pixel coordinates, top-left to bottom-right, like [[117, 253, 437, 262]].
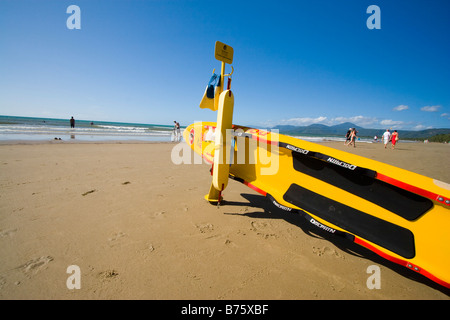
[[412, 124, 427, 130], [332, 116, 378, 127], [393, 105, 409, 111], [279, 115, 380, 128], [275, 115, 434, 130], [380, 119, 404, 127], [441, 113, 450, 120], [280, 116, 327, 126], [421, 105, 441, 112]]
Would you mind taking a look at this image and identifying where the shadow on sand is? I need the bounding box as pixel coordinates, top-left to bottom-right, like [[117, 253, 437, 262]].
[[217, 193, 450, 296]]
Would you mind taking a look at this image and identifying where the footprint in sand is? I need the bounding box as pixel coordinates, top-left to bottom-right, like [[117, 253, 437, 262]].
[[19, 256, 54, 275], [250, 221, 278, 239], [108, 232, 126, 246], [250, 221, 267, 231], [312, 246, 344, 259], [142, 210, 166, 220], [151, 211, 166, 218], [0, 276, 6, 289], [0, 229, 17, 238], [97, 269, 119, 281], [196, 223, 214, 234], [224, 239, 238, 248]]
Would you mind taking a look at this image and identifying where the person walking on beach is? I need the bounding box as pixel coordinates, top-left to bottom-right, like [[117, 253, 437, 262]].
[[70, 116, 75, 128], [391, 130, 399, 149], [346, 128, 357, 148], [382, 129, 391, 148], [345, 128, 351, 145]]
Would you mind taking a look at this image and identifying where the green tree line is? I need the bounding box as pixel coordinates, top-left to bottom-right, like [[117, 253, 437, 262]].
[[426, 133, 450, 143]]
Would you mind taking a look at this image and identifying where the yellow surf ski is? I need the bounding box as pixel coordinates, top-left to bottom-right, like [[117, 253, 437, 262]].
[[188, 40, 450, 290], [183, 121, 450, 289]]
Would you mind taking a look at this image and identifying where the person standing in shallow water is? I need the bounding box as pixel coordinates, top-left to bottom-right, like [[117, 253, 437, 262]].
[[70, 116, 75, 128], [173, 120, 181, 141]]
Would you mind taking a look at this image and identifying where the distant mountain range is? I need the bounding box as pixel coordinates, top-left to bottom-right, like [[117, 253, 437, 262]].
[[272, 122, 450, 140]]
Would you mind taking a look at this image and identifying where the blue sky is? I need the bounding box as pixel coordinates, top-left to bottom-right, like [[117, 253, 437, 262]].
[[1, 0, 449, 130]]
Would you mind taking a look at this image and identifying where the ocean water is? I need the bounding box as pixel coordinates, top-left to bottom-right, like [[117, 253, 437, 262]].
[[0, 115, 394, 144], [0, 115, 176, 142]]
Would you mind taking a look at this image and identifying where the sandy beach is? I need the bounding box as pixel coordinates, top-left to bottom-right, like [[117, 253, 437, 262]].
[[0, 139, 449, 300]]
